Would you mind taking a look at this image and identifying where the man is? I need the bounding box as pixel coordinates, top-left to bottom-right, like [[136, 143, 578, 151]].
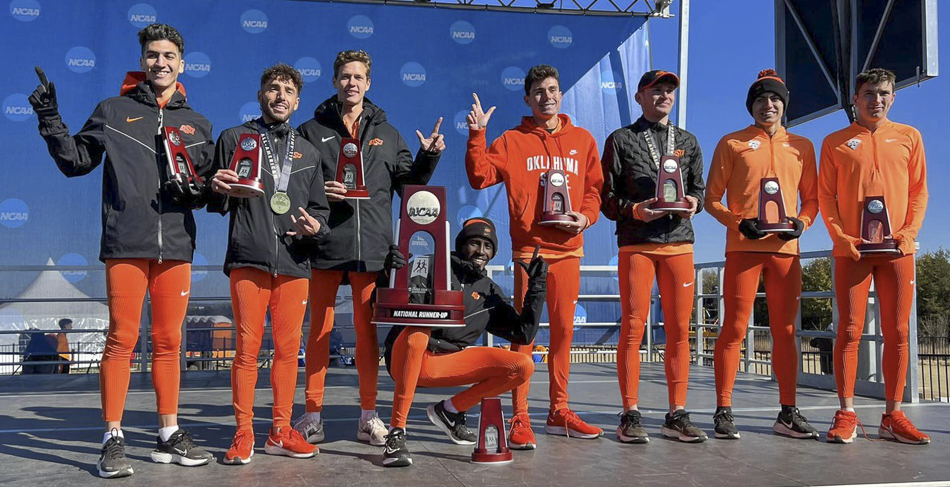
[[705, 69, 819, 440], [818, 68, 929, 445], [28, 23, 214, 478], [209, 64, 330, 464], [466, 64, 604, 448], [294, 50, 444, 446], [379, 218, 547, 467], [601, 70, 707, 443], [56, 318, 72, 374]]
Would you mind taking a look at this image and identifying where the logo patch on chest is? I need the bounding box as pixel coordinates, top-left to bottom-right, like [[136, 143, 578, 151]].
[[748, 140, 760, 150], [846, 139, 861, 150], [369, 138, 384, 146], [179, 124, 196, 135]]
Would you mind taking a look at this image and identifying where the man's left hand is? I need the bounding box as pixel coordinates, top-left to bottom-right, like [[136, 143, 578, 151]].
[[682, 195, 699, 218], [287, 207, 321, 237], [416, 117, 445, 154]]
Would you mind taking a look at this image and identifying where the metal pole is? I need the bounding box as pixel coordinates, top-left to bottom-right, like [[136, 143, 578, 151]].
[[675, 0, 690, 129]]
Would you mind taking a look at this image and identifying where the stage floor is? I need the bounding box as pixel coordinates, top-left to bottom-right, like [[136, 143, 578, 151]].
[[1, 363, 948, 486]]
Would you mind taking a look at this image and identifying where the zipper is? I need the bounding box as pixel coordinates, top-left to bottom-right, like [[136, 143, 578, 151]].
[[156, 107, 165, 264], [355, 199, 362, 264]]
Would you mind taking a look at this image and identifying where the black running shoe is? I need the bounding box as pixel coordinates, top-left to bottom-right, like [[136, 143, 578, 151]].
[[713, 406, 740, 439], [616, 410, 649, 444], [774, 406, 819, 439], [382, 428, 412, 468], [661, 410, 708, 443], [97, 430, 133, 478], [149, 428, 213, 466], [427, 400, 477, 445]]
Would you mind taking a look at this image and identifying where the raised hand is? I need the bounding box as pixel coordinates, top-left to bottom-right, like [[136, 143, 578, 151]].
[[467, 93, 496, 130], [288, 207, 321, 237], [416, 117, 445, 154], [517, 245, 548, 280], [28, 66, 59, 117]]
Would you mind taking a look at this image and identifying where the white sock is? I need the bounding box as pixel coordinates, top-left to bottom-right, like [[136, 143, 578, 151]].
[[361, 409, 377, 421], [158, 426, 179, 442], [443, 399, 459, 414], [103, 429, 124, 445], [301, 411, 321, 423], [843, 407, 855, 412]]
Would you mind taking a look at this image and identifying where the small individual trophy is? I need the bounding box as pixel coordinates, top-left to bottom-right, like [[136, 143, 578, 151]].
[[858, 195, 899, 254], [227, 133, 265, 198], [539, 168, 573, 225], [756, 177, 795, 232], [372, 186, 465, 327], [161, 127, 203, 198], [651, 155, 691, 212], [471, 397, 513, 464], [335, 138, 370, 199]]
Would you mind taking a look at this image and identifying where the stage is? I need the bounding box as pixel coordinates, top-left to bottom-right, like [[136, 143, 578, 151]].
[[1, 363, 948, 486]]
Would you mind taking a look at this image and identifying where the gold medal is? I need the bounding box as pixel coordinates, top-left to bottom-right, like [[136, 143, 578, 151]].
[[270, 192, 291, 214]]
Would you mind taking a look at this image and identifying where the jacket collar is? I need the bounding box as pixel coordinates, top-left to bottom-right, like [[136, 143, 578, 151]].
[[451, 253, 487, 283]]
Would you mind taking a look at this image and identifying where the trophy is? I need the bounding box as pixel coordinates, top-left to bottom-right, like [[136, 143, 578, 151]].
[[650, 155, 691, 212], [858, 195, 899, 254], [227, 133, 265, 198], [756, 177, 795, 232], [372, 186, 465, 327], [335, 137, 370, 199], [539, 168, 573, 225], [161, 127, 203, 198], [471, 397, 513, 464]]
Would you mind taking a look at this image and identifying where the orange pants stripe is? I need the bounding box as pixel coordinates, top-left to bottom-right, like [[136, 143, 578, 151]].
[[101, 259, 190, 422], [389, 327, 534, 429], [714, 252, 801, 407], [230, 268, 309, 430], [305, 269, 378, 411], [510, 257, 580, 414], [617, 251, 695, 408], [833, 254, 914, 401]]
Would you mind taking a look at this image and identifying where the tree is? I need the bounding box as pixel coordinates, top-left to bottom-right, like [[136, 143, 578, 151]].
[[801, 257, 833, 331], [916, 248, 950, 336]]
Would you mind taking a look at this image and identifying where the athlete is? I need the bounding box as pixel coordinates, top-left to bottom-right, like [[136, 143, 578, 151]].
[[818, 68, 929, 445], [208, 64, 330, 464], [601, 70, 707, 443], [294, 50, 444, 446], [29, 23, 214, 477], [379, 218, 547, 467], [705, 69, 819, 440], [466, 64, 604, 448]]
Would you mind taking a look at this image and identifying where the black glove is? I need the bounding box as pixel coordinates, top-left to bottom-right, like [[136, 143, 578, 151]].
[[384, 245, 407, 271], [738, 218, 766, 240], [517, 250, 548, 282], [777, 217, 805, 241], [28, 67, 59, 118]]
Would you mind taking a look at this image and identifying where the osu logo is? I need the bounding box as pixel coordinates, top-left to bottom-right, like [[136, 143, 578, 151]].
[[10, 0, 40, 21], [179, 124, 196, 135], [501, 66, 525, 92], [449, 20, 476, 45], [65, 46, 96, 74], [400, 62, 426, 88], [548, 25, 573, 49], [184, 52, 211, 78], [0, 198, 29, 228], [368, 138, 383, 146], [3, 94, 34, 122], [127, 3, 157, 28], [348, 15, 374, 39], [241, 9, 268, 34]]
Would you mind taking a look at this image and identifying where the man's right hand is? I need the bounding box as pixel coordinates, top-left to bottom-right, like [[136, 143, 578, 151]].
[[632, 198, 669, 222], [467, 93, 495, 131], [384, 245, 407, 271], [324, 180, 347, 202], [738, 218, 767, 240], [517, 246, 548, 281], [28, 66, 59, 118]]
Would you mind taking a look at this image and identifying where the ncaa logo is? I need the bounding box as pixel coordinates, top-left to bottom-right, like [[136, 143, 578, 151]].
[[600, 69, 624, 95], [449, 20, 475, 45], [10, 0, 39, 21], [548, 25, 573, 49], [348, 15, 374, 39], [184, 51, 211, 78], [239, 101, 260, 123], [294, 57, 321, 83], [191, 252, 208, 282], [453, 110, 469, 136], [0, 198, 29, 228], [574, 304, 587, 325], [57, 253, 88, 283], [127, 3, 157, 28], [65, 46, 96, 74], [406, 190, 440, 225], [3, 93, 33, 122], [501, 66, 525, 92], [400, 62, 426, 88], [241, 9, 268, 34], [456, 205, 484, 227]]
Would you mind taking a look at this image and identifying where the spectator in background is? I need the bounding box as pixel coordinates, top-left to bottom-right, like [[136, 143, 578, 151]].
[[57, 318, 73, 374]]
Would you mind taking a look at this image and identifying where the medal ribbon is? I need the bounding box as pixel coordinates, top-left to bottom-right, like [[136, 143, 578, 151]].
[[257, 120, 296, 194], [643, 123, 676, 168]]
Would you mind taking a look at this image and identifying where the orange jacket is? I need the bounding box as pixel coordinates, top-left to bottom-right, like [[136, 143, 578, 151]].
[[705, 125, 818, 255], [466, 114, 604, 256], [818, 120, 928, 258]]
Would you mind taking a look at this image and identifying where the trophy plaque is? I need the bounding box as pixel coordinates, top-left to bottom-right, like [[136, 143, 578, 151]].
[[335, 137, 370, 199], [227, 133, 265, 198], [372, 185, 465, 327], [162, 127, 203, 197], [650, 155, 691, 212], [858, 195, 899, 254], [539, 169, 573, 225], [471, 397, 513, 464], [756, 177, 795, 232]]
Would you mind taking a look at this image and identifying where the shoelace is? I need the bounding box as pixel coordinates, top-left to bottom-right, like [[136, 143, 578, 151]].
[[714, 410, 734, 424], [173, 429, 198, 449], [888, 414, 925, 439], [833, 412, 873, 441], [618, 410, 642, 426], [287, 427, 308, 443], [509, 414, 529, 429], [674, 411, 695, 428], [232, 430, 254, 450], [104, 437, 125, 461], [788, 408, 811, 428], [560, 409, 591, 438], [384, 430, 406, 449]]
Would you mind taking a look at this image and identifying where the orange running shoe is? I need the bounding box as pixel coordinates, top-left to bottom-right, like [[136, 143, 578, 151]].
[[265, 426, 317, 458], [827, 410, 858, 444], [880, 411, 930, 445], [224, 429, 255, 465], [545, 408, 603, 439], [507, 413, 537, 450]]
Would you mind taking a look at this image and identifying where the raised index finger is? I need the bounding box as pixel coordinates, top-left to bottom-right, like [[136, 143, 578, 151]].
[[472, 93, 482, 112], [431, 117, 443, 135], [35, 66, 48, 88]]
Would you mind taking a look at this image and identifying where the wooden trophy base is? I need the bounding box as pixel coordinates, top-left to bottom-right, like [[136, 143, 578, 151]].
[[229, 181, 264, 198], [539, 212, 574, 225], [373, 288, 466, 328], [758, 220, 796, 233], [858, 239, 900, 255]]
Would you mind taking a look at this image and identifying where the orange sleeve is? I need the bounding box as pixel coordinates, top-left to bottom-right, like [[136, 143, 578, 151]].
[[579, 137, 604, 227], [466, 128, 507, 189], [894, 130, 928, 254], [704, 137, 741, 230], [796, 141, 819, 229], [818, 139, 860, 247]]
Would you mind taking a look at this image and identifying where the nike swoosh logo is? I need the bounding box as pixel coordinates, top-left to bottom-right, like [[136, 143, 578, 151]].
[[173, 447, 188, 455], [321, 136, 335, 143], [683, 281, 694, 287], [384, 447, 398, 454], [885, 138, 898, 143], [781, 419, 794, 429], [180, 290, 190, 297], [302, 300, 308, 306], [910, 280, 915, 285], [126, 116, 143, 123]]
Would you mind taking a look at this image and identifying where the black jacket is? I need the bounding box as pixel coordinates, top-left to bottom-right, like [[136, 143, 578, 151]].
[[297, 97, 440, 273], [383, 255, 546, 371], [36, 75, 214, 263], [601, 117, 705, 246], [208, 120, 330, 279]]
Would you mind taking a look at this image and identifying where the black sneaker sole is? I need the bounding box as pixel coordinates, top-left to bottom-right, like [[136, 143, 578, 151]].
[[426, 404, 476, 445], [714, 430, 741, 439], [773, 422, 819, 439], [97, 460, 133, 478], [660, 426, 707, 443], [383, 456, 413, 467], [150, 450, 212, 466], [616, 426, 649, 444]]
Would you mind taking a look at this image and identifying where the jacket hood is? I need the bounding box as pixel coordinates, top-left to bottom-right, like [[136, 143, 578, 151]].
[[450, 253, 487, 282], [313, 95, 387, 130], [119, 71, 187, 107], [515, 113, 576, 138]]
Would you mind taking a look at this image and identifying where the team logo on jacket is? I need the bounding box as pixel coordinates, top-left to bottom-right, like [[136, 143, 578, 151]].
[[343, 142, 358, 158], [293, 152, 303, 159], [748, 140, 760, 150], [674, 149, 685, 157], [846, 139, 861, 150], [471, 291, 481, 300], [179, 124, 195, 135], [406, 191, 440, 225], [369, 138, 384, 146], [241, 137, 258, 151]]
